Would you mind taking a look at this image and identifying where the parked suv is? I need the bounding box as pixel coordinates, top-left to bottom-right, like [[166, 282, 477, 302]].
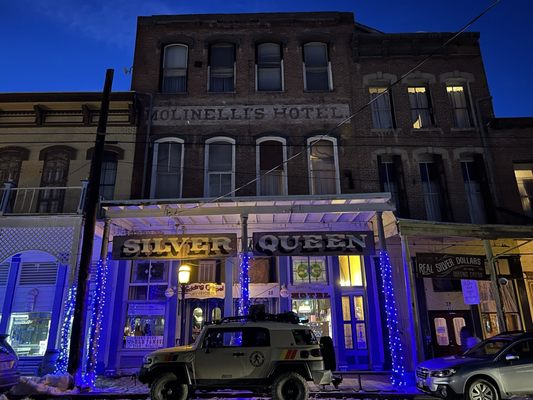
[[139, 311, 338, 400], [416, 331, 533, 399], [0, 334, 19, 392]]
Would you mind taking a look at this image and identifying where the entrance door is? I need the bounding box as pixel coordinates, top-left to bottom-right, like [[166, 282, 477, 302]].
[[188, 299, 224, 344], [428, 310, 472, 357]]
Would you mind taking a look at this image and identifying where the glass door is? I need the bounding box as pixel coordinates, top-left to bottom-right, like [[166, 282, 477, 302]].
[[340, 293, 368, 368]]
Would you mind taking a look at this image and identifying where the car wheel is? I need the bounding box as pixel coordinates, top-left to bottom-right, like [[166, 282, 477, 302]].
[[272, 372, 309, 400], [150, 372, 189, 400], [467, 378, 499, 400]]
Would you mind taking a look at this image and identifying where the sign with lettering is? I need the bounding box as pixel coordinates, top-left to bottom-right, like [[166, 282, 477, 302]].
[[415, 253, 488, 280], [185, 283, 225, 299], [461, 280, 480, 305], [124, 336, 164, 349], [252, 232, 371, 257], [150, 104, 350, 125], [112, 234, 237, 260]]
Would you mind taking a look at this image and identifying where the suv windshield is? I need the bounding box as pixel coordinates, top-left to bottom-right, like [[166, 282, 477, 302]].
[[464, 339, 512, 358], [292, 329, 318, 345]]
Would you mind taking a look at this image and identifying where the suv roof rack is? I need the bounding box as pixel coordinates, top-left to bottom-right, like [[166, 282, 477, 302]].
[[210, 311, 308, 325]]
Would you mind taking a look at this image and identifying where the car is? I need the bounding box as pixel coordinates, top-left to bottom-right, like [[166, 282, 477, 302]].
[[0, 334, 19, 392], [138, 308, 340, 400], [416, 331, 533, 400]]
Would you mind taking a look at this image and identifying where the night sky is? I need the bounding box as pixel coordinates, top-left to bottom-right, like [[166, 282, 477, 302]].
[[2, 0, 532, 117]]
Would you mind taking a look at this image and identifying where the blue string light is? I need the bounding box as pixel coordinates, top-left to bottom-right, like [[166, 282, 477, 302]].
[[238, 252, 251, 316], [378, 250, 407, 387], [55, 285, 77, 374]]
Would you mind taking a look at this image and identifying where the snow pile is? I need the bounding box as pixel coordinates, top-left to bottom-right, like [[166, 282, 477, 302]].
[[9, 373, 77, 396]]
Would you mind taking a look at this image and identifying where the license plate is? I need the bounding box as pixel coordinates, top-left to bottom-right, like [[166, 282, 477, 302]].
[[0, 361, 14, 370]]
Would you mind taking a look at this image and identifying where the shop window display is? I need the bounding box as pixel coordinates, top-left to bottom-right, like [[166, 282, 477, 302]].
[[8, 312, 51, 356], [292, 256, 327, 284], [292, 298, 331, 339], [479, 280, 522, 338]]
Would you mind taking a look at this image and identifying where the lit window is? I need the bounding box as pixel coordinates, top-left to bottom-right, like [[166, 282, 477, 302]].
[[198, 260, 216, 282], [408, 87, 434, 128], [257, 138, 286, 196], [209, 43, 235, 92], [8, 312, 51, 356], [514, 163, 533, 216], [308, 137, 339, 195], [339, 256, 365, 287], [369, 87, 394, 129], [205, 137, 235, 197], [151, 138, 184, 199], [303, 42, 332, 91], [446, 85, 473, 128], [292, 256, 327, 284], [256, 43, 282, 91], [161, 44, 188, 93]]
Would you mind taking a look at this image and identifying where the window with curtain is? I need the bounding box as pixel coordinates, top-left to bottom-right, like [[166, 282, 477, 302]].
[[257, 139, 285, 196], [99, 153, 118, 200], [206, 139, 234, 197], [461, 160, 487, 224], [151, 139, 183, 199], [514, 163, 533, 216], [38, 151, 70, 213], [303, 42, 331, 91], [369, 87, 394, 128], [339, 256, 365, 287], [408, 87, 434, 128], [209, 43, 235, 92], [256, 43, 282, 91], [379, 160, 401, 214], [0, 151, 23, 185], [447, 85, 473, 128], [161, 44, 188, 93], [419, 161, 444, 221], [308, 138, 338, 195]]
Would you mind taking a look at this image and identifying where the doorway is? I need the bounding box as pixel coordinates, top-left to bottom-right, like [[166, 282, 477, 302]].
[[428, 310, 472, 357], [186, 299, 224, 344]]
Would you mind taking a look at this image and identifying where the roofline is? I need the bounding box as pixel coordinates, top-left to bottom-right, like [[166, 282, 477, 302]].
[[0, 91, 135, 103]]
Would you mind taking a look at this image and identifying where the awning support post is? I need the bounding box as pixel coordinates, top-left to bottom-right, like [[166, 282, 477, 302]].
[[239, 214, 250, 316], [483, 239, 507, 332]]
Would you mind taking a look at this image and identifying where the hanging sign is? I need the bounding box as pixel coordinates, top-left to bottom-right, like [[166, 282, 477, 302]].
[[112, 234, 237, 260], [461, 280, 480, 305], [415, 253, 488, 280], [185, 283, 225, 299], [253, 231, 371, 257]]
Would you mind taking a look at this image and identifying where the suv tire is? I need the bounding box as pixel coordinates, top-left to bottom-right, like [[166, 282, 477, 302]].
[[150, 372, 189, 400], [467, 378, 499, 400], [272, 372, 309, 400]]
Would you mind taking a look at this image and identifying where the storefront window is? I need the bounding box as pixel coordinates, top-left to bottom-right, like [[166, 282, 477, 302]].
[[7, 312, 51, 356], [292, 298, 331, 338], [292, 256, 327, 284], [339, 255, 365, 287], [129, 261, 169, 301], [479, 280, 522, 338]]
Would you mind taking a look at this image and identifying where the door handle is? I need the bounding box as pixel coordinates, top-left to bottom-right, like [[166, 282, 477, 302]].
[[233, 352, 245, 357]]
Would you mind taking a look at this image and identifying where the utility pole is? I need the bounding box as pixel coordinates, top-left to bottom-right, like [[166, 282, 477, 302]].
[[68, 69, 114, 379]]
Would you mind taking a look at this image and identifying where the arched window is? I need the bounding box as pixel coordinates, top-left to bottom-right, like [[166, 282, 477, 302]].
[[446, 85, 473, 128], [151, 138, 184, 199], [303, 42, 332, 91], [307, 136, 340, 195], [38, 150, 70, 213], [256, 43, 283, 91], [161, 44, 188, 93], [256, 137, 287, 196], [208, 43, 235, 92], [205, 137, 235, 197], [0, 150, 23, 185]]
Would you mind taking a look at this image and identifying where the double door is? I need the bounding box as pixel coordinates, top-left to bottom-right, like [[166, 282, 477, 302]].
[[186, 299, 224, 344], [428, 310, 472, 357]]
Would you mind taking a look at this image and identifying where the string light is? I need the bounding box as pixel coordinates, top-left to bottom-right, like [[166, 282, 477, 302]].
[[55, 285, 77, 374], [379, 250, 407, 387], [238, 252, 251, 316]]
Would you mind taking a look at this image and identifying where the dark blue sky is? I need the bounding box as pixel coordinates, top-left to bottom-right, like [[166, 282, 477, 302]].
[[2, 0, 532, 117]]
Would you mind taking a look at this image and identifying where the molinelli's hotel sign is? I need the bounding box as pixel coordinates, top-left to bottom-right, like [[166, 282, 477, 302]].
[[112, 234, 238, 260], [149, 104, 350, 126]]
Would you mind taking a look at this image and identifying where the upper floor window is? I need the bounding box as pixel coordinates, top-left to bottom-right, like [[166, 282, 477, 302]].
[[256, 43, 283, 91], [209, 43, 235, 93], [514, 163, 533, 216], [151, 138, 184, 199], [100, 152, 118, 200], [0, 151, 23, 185], [339, 256, 365, 287], [378, 155, 409, 217], [292, 256, 327, 284], [256, 138, 287, 196], [369, 87, 394, 129], [303, 42, 332, 91], [419, 157, 448, 222], [38, 150, 70, 213], [408, 87, 434, 128], [205, 137, 235, 198], [446, 85, 473, 128], [307, 137, 340, 195], [461, 159, 488, 224], [161, 44, 188, 93]]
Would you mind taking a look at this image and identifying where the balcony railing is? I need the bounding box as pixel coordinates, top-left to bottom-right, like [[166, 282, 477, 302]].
[[0, 181, 88, 215]]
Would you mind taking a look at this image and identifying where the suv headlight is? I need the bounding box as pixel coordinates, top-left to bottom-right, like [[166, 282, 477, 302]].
[[430, 368, 457, 377]]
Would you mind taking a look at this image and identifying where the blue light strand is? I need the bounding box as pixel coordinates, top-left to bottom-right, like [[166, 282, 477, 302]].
[[378, 250, 407, 387], [238, 252, 251, 316], [82, 256, 109, 388], [55, 285, 77, 374]]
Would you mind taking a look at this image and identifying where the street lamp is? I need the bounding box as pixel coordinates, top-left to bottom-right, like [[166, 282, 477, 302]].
[[178, 264, 191, 346]]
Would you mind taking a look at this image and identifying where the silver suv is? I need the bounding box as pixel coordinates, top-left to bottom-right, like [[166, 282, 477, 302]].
[[416, 331, 533, 400], [138, 311, 338, 400]]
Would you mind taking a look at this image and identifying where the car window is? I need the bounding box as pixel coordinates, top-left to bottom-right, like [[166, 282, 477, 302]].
[[507, 340, 533, 361], [292, 329, 318, 345], [203, 328, 243, 348], [464, 339, 511, 358], [242, 328, 270, 347]]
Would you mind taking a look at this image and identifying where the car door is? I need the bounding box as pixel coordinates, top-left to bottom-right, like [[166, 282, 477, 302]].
[[194, 327, 245, 381], [240, 327, 272, 379], [498, 339, 533, 395]]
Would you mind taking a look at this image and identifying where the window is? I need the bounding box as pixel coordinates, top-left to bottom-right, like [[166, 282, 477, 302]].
[[292, 256, 327, 284], [128, 261, 169, 301], [341, 295, 367, 350], [198, 260, 216, 282], [38, 150, 70, 213], [378, 155, 409, 217], [408, 87, 434, 128], [432, 279, 462, 292], [151, 138, 184, 199], [256, 43, 282, 91], [8, 312, 51, 356], [419, 158, 448, 221], [447, 85, 473, 128], [0, 151, 22, 185], [514, 163, 533, 216], [507, 340, 533, 361], [99, 153, 117, 200], [292, 298, 331, 338], [257, 138, 286, 196], [162, 44, 188, 93], [462, 160, 487, 223], [369, 87, 394, 129], [339, 256, 365, 287], [303, 42, 332, 91], [308, 137, 339, 195], [205, 137, 235, 198], [209, 43, 235, 92]]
